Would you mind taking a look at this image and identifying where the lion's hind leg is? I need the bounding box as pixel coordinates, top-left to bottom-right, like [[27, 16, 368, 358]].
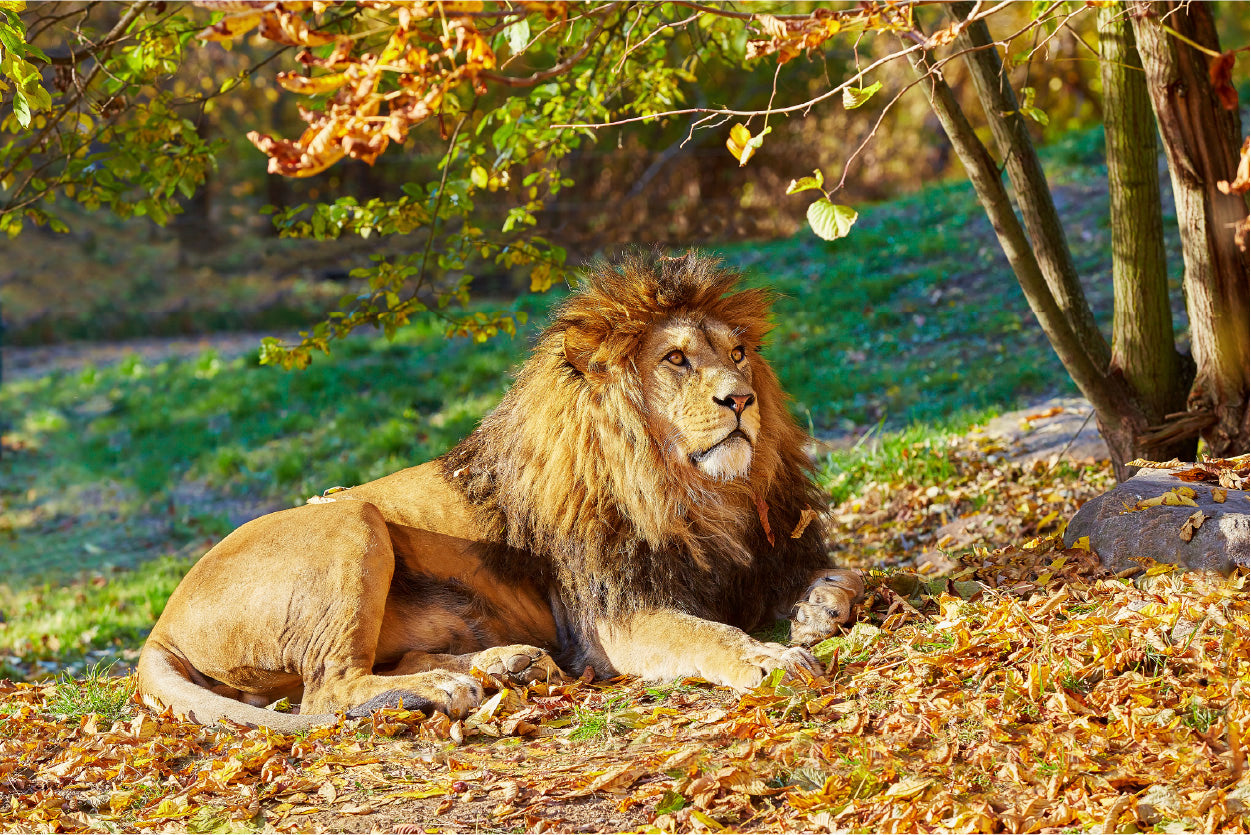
[[232, 501, 489, 720]]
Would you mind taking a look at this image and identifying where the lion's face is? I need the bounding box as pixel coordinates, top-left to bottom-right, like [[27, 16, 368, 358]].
[[640, 316, 760, 481]]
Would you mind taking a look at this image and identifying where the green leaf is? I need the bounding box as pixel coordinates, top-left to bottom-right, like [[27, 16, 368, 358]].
[[806, 198, 858, 241], [1016, 86, 1049, 125], [1022, 105, 1049, 126], [655, 789, 686, 815], [505, 16, 530, 55], [745, 124, 772, 152], [11, 86, 29, 128], [842, 80, 882, 110]]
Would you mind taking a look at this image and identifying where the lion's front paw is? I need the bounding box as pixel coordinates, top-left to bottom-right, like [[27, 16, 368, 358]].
[[720, 642, 822, 690], [471, 644, 565, 685], [345, 671, 484, 720], [790, 569, 865, 645]]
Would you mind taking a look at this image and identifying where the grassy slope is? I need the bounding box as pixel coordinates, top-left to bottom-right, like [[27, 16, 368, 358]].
[[0, 125, 1181, 677]]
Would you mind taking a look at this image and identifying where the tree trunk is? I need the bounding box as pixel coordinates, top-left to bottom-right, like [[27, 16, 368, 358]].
[[1098, 5, 1194, 461], [1130, 1, 1250, 457], [947, 1, 1112, 374], [904, 43, 1149, 480]]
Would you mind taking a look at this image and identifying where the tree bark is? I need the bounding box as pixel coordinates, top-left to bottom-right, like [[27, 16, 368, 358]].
[[947, 1, 1112, 375], [1130, 1, 1250, 457], [1098, 5, 1194, 460]]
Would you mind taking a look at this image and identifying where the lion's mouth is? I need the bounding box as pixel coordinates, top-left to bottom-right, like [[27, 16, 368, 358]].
[[690, 428, 751, 465]]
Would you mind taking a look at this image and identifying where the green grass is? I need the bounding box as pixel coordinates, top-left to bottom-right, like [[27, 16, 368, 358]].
[[47, 661, 136, 723], [0, 556, 191, 679], [0, 123, 1165, 679], [568, 696, 638, 742], [815, 413, 998, 505]]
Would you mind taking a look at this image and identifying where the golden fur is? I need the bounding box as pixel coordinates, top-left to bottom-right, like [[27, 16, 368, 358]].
[[137, 250, 862, 731]]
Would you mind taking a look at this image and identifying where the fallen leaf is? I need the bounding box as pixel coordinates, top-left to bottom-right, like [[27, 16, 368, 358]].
[[883, 776, 932, 799], [791, 507, 818, 539], [1179, 509, 1207, 542], [754, 491, 775, 546]]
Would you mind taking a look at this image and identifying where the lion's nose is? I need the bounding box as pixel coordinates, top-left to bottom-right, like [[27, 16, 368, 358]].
[[714, 392, 755, 416]]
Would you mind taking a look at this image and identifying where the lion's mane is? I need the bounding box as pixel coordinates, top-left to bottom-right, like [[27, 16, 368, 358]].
[[440, 250, 829, 670]]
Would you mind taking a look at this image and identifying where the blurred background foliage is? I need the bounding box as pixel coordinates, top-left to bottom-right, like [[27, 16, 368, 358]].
[[7, 1, 1241, 348]]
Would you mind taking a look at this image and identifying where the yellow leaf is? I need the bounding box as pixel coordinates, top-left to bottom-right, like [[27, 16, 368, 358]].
[[1136, 487, 1199, 510], [690, 809, 726, 831], [465, 689, 506, 726], [388, 787, 449, 799], [198, 12, 263, 42], [883, 776, 932, 799], [1070, 536, 1090, 551], [147, 798, 193, 820], [726, 123, 752, 164], [276, 71, 349, 95], [530, 262, 555, 293]]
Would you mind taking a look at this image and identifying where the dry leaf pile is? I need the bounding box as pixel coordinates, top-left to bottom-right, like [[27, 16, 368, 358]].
[[2, 439, 1247, 833]]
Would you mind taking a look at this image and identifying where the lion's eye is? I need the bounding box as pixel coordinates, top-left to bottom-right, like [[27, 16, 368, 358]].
[[730, 346, 745, 363], [664, 350, 687, 367]]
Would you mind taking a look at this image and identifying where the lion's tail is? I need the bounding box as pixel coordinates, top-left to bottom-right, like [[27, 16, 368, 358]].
[[136, 642, 335, 734]]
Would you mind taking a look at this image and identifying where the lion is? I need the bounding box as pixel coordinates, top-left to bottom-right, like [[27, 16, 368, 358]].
[[137, 250, 864, 732]]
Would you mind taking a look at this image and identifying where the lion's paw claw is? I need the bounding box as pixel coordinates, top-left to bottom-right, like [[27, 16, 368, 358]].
[[729, 641, 822, 690]]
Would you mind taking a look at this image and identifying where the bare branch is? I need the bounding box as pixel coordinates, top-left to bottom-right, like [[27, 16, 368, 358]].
[[552, 0, 1023, 131]]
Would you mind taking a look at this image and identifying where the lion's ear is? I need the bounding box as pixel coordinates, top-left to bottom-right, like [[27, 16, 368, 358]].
[[561, 324, 608, 379]]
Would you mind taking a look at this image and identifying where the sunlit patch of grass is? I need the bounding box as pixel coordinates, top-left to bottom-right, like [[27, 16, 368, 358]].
[[642, 680, 701, 702], [568, 695, 637, 743], [0, 556, 191, 679], [1181, 699, 1223, 734], [815, 413, 996, 505], [47, 662, 136, 724]]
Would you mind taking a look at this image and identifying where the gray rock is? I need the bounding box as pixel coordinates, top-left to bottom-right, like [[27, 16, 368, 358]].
[[1064, 467, 1249, 574]]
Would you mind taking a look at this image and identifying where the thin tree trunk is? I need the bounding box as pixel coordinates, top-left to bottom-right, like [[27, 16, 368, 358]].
[[947, 1, 1112, 375], [1130, 0, 1250, 456], [904, 44, 1146, 480], [1098, 5, 1193, 460]]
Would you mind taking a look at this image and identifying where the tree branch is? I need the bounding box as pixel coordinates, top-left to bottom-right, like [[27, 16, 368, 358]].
[[551, 0, 1026, 131], [2, 1, 151, 212], [480, 8, 613, 88]]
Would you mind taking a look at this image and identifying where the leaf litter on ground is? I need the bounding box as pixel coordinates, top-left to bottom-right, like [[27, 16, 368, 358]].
[[1, 434, 1247, 833]]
